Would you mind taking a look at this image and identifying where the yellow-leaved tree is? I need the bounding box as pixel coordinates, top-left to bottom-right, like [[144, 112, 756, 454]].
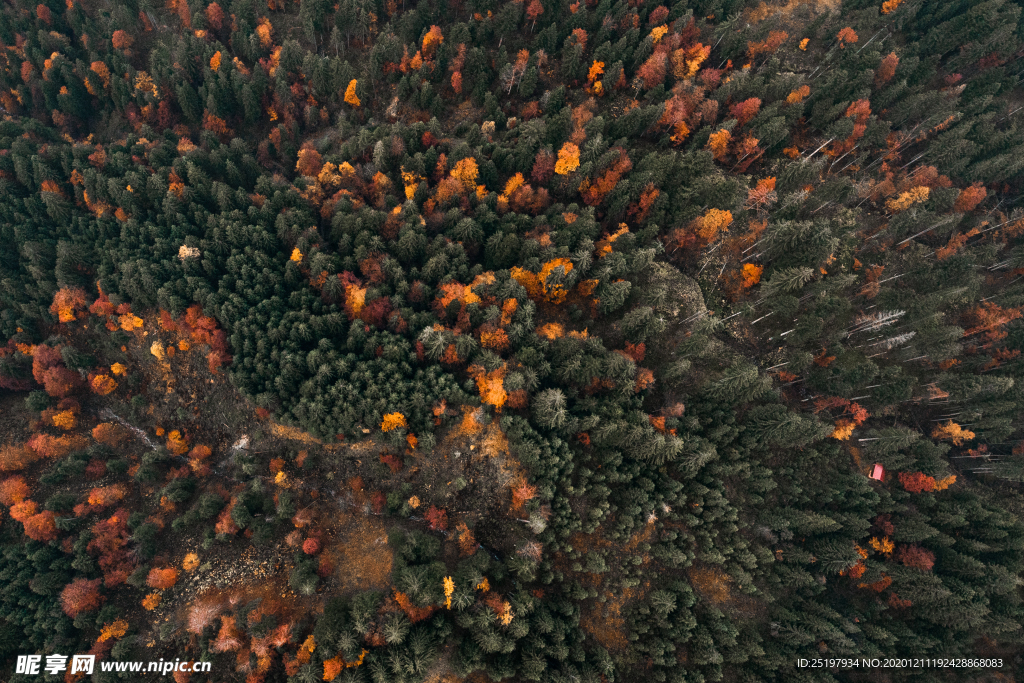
[[554, 143, 580, 175], [381, 413, 407, 431]]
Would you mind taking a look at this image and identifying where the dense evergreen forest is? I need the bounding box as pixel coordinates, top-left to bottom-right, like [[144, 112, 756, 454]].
[[1, 0, 1024, 680]]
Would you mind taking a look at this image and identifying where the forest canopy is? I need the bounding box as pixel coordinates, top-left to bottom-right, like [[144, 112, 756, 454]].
[[1, 0, 1024, 682]]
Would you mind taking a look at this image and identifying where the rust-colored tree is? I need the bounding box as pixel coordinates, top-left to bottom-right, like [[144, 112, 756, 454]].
[[61, 578, 104, 618], [32, 344, 83, 397], [210, 615, 244, 652], [111, 30, 133, 49], [455, 521, 477, 556], [23, 510, 58, 541], [895, 545, 935, 571], [88, 509, 136, 586], [730, 97, 761, 126], [205, 2, 225, 30], [875, 52, 899, 85], [28, 433, 89, 459], [962, 301, 1022, 343], [87, 484, 127, 508], [92, 422, 128, 446], [0, 476, 30, 506], [637, 51, 667, 90], [747, 30, 787, 60], [581, 149, 632, 206], [296, 146, 323, 177], [837, 27, 858, 47], [531, 149, 556, 183], [424, 505, 448, 531], [0, 444, 39, 472], [526, 0, 543, 29], [953, 183, 986, 212]]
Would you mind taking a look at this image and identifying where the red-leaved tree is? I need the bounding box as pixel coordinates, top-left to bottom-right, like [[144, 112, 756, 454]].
[[88, 509, 135, 586], [730, 97, 761, 127], [531, 149, 555, 184], [896, 544, 935, 571], [425, 505, 448, 531]]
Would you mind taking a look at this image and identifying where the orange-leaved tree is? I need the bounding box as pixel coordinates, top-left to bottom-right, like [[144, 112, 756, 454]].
[[422, 25, 443, 59], [50, 287, 88, 323], [637, 51, 667, 89], [147, 567, 179, 590], [740, 263, 763, 288], [90, 374, 118, 396], [61, 578, 104, 617], [875, 52, 898, 85], [952, 183, 986, 213], [381, 412, 407, 431], [898, 471, 936, 493], [344, 80, 360, 107], [0, 476, 30, 506], [707, 129, 731, 160], [296, 146, 323, 177], [837, 27, 858, 46], [87, 484, 127, 507], [467, 364, 507, 408], [92, 423, 128, 446]]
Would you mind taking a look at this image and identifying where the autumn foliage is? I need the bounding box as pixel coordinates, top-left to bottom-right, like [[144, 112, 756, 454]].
[[344, 80, 360, 107], [707, 129, 731, 160], [424, 505, 448, 531], [896, 545, 935, 571], [0, 477, 30, 506], [931, 421, 975, 445], [111, 30, 132, 49], [93, 422, 129, 446], [88, 510, 136, 586], [32, 344, 84, 397], [50, 287, 88, 323], [22, 509, 58, 541], [730, 98, 761, 126], [61, 578, 104, 617], [898, 471, 937, 493], [876, 52, 899, 85], [837, 27, 858, 46], [381, 412, 407, 431], [147, 567, 180, 589], [554, 143, 580, 175], [953, 183, 986, 212], [422, 25, 443, 59]]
